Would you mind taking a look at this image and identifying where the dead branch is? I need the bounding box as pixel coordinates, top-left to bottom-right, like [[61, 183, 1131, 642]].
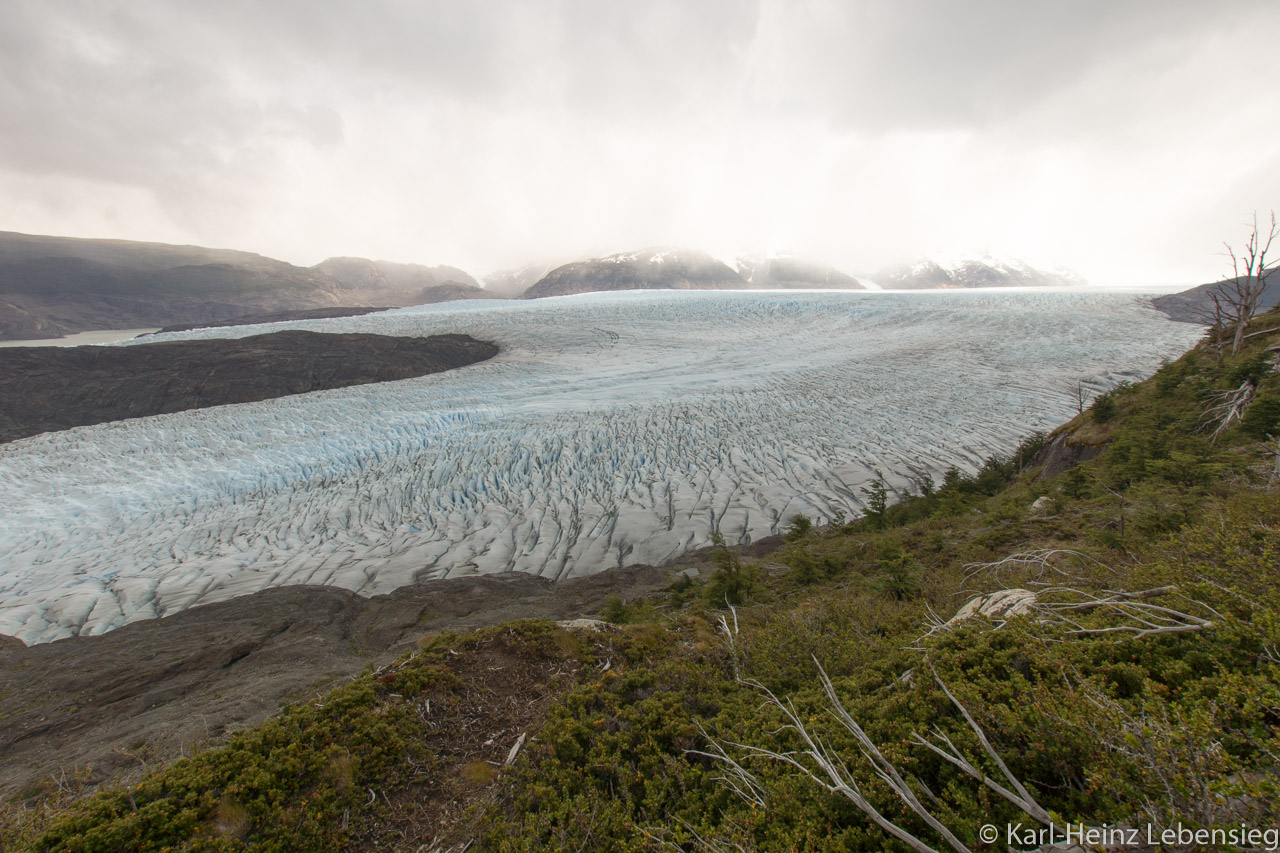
[[1030, 586, 1215, 640], [962, 549, 1116, 585], [910, 662, 1054, 825], [1198, 378, 1257, 443], [692, 670, 969, 853], [696, 659, 1074, 853]]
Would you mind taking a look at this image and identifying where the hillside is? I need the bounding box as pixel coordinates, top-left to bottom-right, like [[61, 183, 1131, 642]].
[[2, 306, 1277, 850], [523, 248, 745, 298], [0, 232, 487, 341], [1151, 275, 1280, 323]]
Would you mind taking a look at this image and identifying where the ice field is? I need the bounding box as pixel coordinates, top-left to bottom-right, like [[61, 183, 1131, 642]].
[[0, 290, 1202, 643]]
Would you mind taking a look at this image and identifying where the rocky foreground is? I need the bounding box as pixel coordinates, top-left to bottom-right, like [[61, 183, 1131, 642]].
[[0, 542, 775, 801], [0, 331, 497, 443]]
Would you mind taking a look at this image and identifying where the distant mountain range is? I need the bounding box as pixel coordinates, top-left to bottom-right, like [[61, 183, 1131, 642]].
[[522, 249, 744, 299], [1, 230, 1104, 340], [871, 254, 1086, 290], [0, 232, 489, 341]]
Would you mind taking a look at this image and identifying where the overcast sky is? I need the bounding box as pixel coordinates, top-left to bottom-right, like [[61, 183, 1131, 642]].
[[2, 0, 1278, 285]]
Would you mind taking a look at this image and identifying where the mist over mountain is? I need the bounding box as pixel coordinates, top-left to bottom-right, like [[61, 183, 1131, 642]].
[[735, 254, 865, 290], [482, 263, 555, 297], [522, 248, 744, 299], [0, 231, 1102, 340], [874, 254, 1086, 289]]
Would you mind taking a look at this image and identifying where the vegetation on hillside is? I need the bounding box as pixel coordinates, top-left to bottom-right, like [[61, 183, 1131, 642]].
[[3, 306, 1279, 851]]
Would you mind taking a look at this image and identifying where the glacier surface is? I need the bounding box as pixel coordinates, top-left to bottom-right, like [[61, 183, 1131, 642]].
[[0, 290, 1201, 644]]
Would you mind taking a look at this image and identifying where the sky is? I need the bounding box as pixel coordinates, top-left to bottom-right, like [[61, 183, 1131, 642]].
[[1, 0, 1278, 286]]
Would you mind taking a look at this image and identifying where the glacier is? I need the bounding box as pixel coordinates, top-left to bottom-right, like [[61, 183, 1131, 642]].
[[0, 289, 1202, 644]]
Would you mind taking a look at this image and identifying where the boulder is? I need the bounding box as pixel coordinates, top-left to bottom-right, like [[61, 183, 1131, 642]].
[[947, 589, 1038, 627]]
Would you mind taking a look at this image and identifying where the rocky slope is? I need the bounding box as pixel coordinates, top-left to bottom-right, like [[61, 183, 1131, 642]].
[[0, 331, 497, 443], [875, 253, 1084, 289], [0, 232, 486, 341], [523, 248, 744, 298], [0, 561, 681, 800]]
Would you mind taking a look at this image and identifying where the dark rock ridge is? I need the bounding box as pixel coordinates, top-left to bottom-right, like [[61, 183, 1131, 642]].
[[0, 564, 674, 800], [1150, 276, 1280, 324], [0, 231, 486, 341], [523, 248, 745, 298], [0, 331, 497, 443], [736, 254, 865, 289], [875, 255, 1084, 289]]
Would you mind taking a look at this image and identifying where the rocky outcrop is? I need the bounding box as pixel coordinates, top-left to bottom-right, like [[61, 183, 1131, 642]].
[[1032, 429, 1105, 477], [524, 248, 744, 298], [0, 331, 497, 443], [947, 589, 1038, 627]]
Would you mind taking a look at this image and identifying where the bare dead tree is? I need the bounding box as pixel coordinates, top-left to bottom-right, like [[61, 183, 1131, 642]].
[[1218, 211, 1278, 355]]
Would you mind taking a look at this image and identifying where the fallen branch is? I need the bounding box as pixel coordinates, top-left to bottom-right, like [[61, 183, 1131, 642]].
[[1199, 379, 1257, 443]]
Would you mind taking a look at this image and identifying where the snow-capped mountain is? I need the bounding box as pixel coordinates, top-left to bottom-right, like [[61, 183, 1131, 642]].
[[736, 253, 865, 290], [876, 253, 1085, 290], [522, 248, 744, 298]]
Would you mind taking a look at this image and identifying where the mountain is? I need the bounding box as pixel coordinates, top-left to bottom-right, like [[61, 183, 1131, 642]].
[[735, 254, 865, 290], [522, 248, 745, 298], [482, 263, 555, 297], [0, 231, 485, 341], [313, 257, 494, 305], [874, 253, 1085, 289], [1150, 275, 1280, 323]]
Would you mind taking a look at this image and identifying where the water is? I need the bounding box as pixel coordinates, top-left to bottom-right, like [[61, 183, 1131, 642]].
[[0, 328, 159, 348]]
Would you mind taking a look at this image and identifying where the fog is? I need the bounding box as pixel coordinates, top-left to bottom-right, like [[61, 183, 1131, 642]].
[[2, 0, 1278, 284]]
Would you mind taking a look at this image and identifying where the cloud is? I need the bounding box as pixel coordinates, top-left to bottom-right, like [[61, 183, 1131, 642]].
[[1, 0, 1279, 284]]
